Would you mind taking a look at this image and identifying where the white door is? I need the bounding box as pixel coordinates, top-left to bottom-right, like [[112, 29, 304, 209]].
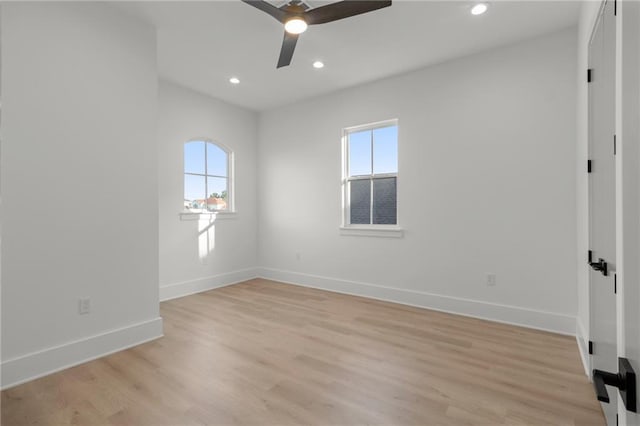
[[589, 1, 617, 425], [618, 1, 640, 425]]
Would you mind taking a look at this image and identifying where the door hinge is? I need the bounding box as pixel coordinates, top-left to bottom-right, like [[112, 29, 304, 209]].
[[588, 68, 593, 83], [614, 134, 617, 155], [589, 340, 594, 354], [588, 159, 592, 173], [588, 249, 593, 263], [614, 0, 617, 16], [615, 273, 617, 294]]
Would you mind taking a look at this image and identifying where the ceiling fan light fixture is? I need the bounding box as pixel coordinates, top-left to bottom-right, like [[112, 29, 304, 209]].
[[284, 17, 308, 34], [471, 3, 488, 15], [241, 0, 393, 68]]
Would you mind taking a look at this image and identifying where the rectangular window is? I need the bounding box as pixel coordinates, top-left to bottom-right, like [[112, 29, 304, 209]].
[[343, 120, 398, 227]]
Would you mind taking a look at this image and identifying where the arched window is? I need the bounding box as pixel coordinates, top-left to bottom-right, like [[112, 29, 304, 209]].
[[184, 140, 233, 213]]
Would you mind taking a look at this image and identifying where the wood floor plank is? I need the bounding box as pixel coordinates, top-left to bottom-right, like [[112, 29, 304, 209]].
[[1, 279, 605, 425]]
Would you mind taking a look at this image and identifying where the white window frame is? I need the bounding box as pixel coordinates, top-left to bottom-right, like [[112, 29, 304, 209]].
[[341, 119, 403, 238], [181, 138, 236, 221]]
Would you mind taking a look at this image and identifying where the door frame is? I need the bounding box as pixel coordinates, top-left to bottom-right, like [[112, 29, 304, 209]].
[[615, 1, 640, 424]]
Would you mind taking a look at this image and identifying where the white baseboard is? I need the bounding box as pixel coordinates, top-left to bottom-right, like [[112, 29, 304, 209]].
[[1, 268, 577, 390], [159, 268, 258, 302], [257, 267, 576, 336], [1, 317, 163, 390], [576, 318, 591, 376]]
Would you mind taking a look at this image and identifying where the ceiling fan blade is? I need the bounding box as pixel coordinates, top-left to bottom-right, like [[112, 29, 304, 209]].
[[241, 0, 287, 22], [305, 0, 392, 25], [277, 31, 299, 68]]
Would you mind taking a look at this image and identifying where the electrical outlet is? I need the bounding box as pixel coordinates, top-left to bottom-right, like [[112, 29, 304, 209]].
[[78, 297, 91, 315], [486, 273, 496, 286]]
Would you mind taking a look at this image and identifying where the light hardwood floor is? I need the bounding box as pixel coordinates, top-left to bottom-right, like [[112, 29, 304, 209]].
[[2, 279, 604, 425]]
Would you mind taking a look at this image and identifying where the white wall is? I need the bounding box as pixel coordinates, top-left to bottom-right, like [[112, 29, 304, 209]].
[[575, 0, 602, 371], [158, 81, 258, 300], [1, 2, 162, 388], [258, 28, 578, 334]]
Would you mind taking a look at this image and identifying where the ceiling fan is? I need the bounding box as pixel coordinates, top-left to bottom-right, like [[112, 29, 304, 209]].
[[242, 0, 392, 68]]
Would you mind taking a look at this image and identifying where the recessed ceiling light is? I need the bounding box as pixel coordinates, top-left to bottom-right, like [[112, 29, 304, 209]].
[[229, 77, 240, 84], [313, 61, 324, 69], [284, 17, 308, 34], [471, 3, 488, 15]]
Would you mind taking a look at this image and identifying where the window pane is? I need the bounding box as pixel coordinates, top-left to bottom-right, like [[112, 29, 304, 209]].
[[348, 130, 372, 176], [206, 143, 227, 177], [185, 141, 205, 174], [184, 174, 206, 209], [373, 125, 398, 174], [373, 177, 396, 224], [349, 179, 371, 224], [206, 176, 228, 211]]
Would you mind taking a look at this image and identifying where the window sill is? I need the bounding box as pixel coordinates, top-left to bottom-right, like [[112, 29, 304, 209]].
[[179, 211, 237, 221], [339, 226, 404, 238]]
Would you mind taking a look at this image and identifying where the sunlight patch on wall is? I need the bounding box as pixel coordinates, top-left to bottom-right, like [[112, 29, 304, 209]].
[[198, 216, 216, 262]]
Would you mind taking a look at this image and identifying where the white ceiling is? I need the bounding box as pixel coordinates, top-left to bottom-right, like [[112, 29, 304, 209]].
[[116, 1, 580, 111]]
